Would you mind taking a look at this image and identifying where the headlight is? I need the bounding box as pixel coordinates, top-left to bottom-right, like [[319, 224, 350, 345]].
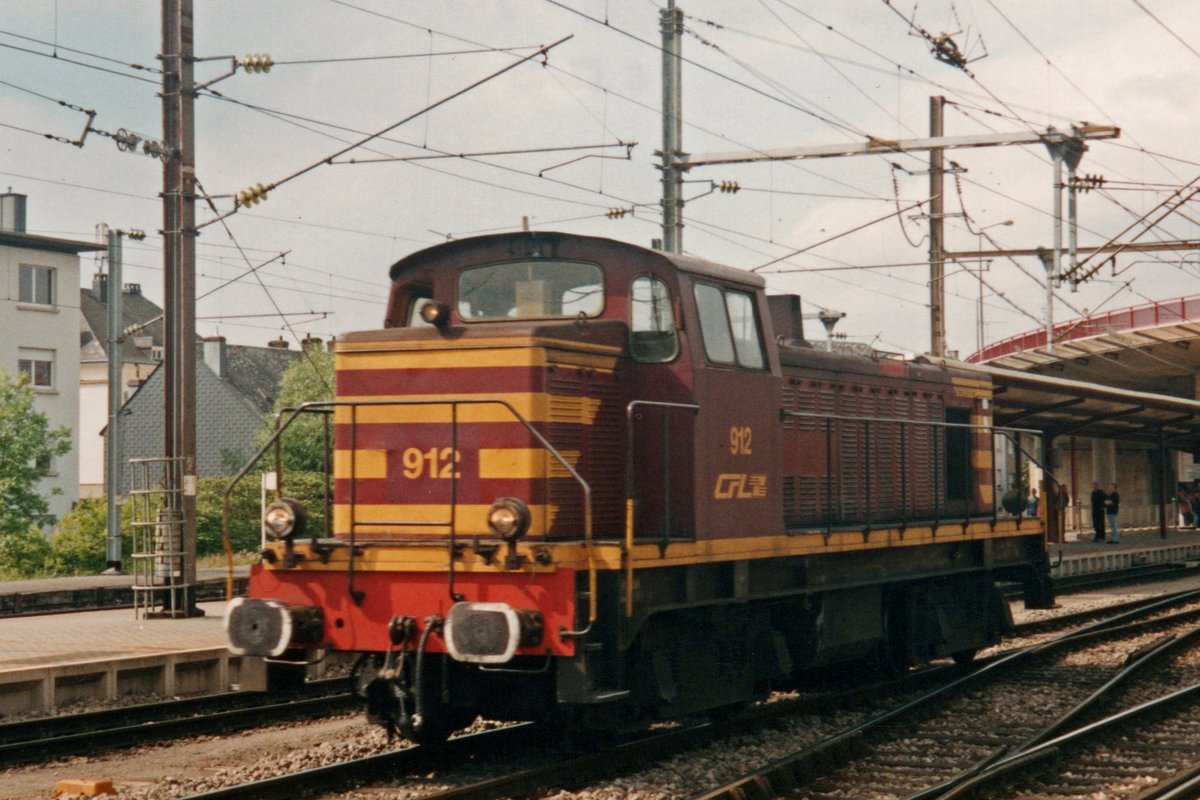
[[264, 498, 307, 541], [419, 300, 450, 327], [487, 497, 530, 541]]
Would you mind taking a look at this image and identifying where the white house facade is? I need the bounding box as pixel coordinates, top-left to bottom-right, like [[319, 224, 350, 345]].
[[0, 193, 103, 524]]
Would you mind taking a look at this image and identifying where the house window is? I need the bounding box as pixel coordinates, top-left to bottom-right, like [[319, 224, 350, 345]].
[[19, 265, 55, 306], [18, 348, 54, 388]]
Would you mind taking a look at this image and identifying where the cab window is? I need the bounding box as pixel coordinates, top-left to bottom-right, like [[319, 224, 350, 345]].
[[693, 283, 764, 369], [457, 260, 604, 320], [630, 276, 678, 362]]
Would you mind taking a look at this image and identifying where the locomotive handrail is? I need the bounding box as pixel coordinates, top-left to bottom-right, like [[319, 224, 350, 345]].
[[781, 409, 1066, 570], [221, 403, 331, 601], [624, 400, 701, 617], [992, 429, 1067, 569], [781, 410, 1042, 437], [222, 398, 595, 621]]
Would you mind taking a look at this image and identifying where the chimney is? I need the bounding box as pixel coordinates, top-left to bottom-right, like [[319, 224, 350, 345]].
[[301, 334, 323, 352], [93, 272, 110, 303], [123, 282, 142, 296], [203, 335, 228, 378], [267, 336, 289, 349], [0, 191, 27, 233]]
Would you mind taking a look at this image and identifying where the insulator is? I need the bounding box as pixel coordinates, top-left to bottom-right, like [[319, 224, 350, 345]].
[[114, 128, 141, 152], [237, 182, 269, 207], [125, 229, 147, 241], [718, 180, 740, 194], [606, 207, 628, 219], [243, 54, 274, 74]]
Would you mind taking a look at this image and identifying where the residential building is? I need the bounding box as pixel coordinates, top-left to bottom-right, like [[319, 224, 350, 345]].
[[0, 192, 104, 523], [79, 277, 164, 498], [119, 336, 301, 491]]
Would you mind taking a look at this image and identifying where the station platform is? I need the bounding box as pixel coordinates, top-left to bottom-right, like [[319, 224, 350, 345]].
[[0, 566, 249, 615], [0, 598, 263, 717], [1052, 524, 1200, 577]]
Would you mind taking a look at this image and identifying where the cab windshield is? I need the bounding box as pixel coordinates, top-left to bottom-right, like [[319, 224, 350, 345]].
[[457, 260, 604, 320]]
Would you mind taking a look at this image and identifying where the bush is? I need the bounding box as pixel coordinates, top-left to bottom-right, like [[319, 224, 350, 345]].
[[194, 472, 331, 556], [44, 497, 134, 575], [0, 528, 51, 578]]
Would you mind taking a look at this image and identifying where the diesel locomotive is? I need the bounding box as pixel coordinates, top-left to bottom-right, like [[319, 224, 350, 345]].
[[225, 231, 1054, 740]]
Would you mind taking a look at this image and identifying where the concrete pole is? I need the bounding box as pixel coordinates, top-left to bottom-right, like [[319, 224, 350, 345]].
[[660, 1, 683, 253], [162, 0, 199, 607], [1048, 146, 1063, 351], [1068, 162, 1079, 289], [104, 229, 123, 573], [928, 96, 946, 356]]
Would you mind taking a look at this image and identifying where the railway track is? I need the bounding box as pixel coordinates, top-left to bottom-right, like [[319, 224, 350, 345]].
[[144, 589, 1200, 800], [0, 677, 354, 766], [691, 591, 1200, 800]]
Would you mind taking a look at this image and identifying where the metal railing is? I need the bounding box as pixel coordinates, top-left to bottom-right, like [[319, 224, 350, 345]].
[[970, 293, 1200, 363], [222, 398, 596, 622], [780, 411, 1064, 558], [129, 456, 190, 619]]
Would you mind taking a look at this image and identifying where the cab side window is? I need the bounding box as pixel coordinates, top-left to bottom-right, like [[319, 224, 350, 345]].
[[630, 276, 678, 362], [693, 283, 764, 369]]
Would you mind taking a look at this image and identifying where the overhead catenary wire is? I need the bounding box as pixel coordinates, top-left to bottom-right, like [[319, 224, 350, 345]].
[[752, 199, 928, 272], [542, 0, 872, 139], [1128, 0, 1200, 62], [0, 36, 158, 85], [198, 35, 574, 230], [198, 87, 638, 212], [194, 178, 333, 392], [0, 27, 159, 73], [271, 45, 544, 66]]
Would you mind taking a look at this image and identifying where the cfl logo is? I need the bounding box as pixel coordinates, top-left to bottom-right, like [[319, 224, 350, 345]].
[[713, 473, 768, 500]]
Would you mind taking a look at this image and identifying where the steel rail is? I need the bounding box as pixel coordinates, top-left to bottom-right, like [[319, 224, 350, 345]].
[[908, 623, 1200, 800], [178, 724, 539, 800], [0, 679, 351, 766], [933, 682, 1200, 800], [171, 591, 1200, 800], [689, 589, 1200, 800]]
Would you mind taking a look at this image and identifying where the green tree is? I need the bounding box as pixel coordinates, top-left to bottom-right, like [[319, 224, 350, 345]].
[[45, 497, 134, 575], [194, 472, 330, 556], [0, 370, 72, 575], [250, 349, 334, 473]]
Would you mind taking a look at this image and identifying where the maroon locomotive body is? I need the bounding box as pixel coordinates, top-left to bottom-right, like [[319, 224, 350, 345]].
[[227, 232, 1052, 738]]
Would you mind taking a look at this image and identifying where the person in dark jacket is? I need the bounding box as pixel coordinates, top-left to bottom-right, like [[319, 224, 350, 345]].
[[1105, 483, 1120, 544], [1090, 482, 1107, 542]]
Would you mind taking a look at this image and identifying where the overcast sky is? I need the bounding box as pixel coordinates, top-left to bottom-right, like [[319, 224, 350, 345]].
[[3, 0, 1198, 357]]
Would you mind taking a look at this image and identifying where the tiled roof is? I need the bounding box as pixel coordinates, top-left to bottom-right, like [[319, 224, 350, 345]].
[[220, 344, 302, 415], [79, 287, 165, 364]]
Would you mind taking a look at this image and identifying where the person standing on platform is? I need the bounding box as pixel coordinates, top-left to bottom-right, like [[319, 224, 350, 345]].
[[1027, 487, 1039, 517], [1090, 482, 1107, 542], [1105, 483, 1121, 544]]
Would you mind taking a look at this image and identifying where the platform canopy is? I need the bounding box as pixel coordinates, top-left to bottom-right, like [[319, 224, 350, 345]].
[[969, 296, 1200, 396], [922, 357, 1200, 450]]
